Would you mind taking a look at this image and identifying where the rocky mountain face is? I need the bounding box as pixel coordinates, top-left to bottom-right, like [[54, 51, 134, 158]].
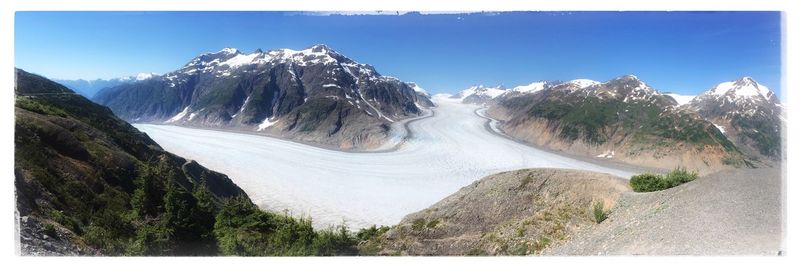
[[55, 73, 158, 98], [15, 69, 248, 255], [93, 44, 433, 150], [686, 77, 782, 161], [487, 75, 747, 173]]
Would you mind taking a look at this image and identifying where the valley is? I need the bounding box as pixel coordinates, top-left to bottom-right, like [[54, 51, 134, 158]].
[[134, 96, 638, 229]]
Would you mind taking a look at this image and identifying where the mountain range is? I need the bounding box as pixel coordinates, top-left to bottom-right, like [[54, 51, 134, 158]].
[[54, 73, 159, 98], [93, 44, 433, 150], [475, 75, 781, 171]]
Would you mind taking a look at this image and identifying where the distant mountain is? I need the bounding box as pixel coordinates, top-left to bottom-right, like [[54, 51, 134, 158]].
[[487, 75, 747, 172], [451, 81, 565, 105], [687, 77, 782, 160], [94, 44, 433, 150], [450, 85, 506, 104], [54, 73, 158, 98]]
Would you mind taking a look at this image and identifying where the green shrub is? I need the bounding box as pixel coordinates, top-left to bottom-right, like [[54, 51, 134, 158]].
[[213, 196, 358, 256], [411, 218, 426, 231], [592, 202, 607, 223], [630, 167, 698, 192], [356, 225, 390, 241]]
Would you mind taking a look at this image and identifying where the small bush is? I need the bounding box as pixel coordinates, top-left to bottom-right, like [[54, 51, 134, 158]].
[[592, 202, 607, 223], [356, 225, 390, 242], [630, 167, 698, 192]]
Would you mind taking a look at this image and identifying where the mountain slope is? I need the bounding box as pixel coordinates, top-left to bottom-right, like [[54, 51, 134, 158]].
[[487, 75, 747, 172], [361, 169, 630, 255], [687, 77, 782, 161], [14, 69, 358, 256], [93, 44, 433, 150]]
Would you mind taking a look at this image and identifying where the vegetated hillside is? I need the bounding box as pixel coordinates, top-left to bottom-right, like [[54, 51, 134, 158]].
[[94, 44, 433, 150], [360, 169, 629, 255], [687, 77, 783, 163], [487, 75, 748, 173], [14, 69, 359, 256]]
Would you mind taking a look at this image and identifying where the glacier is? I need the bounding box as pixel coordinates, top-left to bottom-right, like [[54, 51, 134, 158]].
[[134, 97, 636, 230]]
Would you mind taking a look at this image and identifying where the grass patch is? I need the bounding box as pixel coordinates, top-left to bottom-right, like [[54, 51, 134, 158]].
[[426, 219, 440, 229], [592, 202, 607, 224], [630, 167, 698, 192], [16, 97, 69, 117]]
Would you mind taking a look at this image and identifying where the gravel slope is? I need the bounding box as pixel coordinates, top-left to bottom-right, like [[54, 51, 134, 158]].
[[544, 167, 782, 255], [134, 98, 636, 229]]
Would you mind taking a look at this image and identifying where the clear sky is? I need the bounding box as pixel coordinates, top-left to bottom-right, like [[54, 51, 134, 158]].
[[15, 11, 782, 97]]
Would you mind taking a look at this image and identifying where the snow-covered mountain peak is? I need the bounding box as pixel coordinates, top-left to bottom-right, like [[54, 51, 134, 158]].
[[564, 79, 601, 89], [512, 81, 550, 94], [219, 47, 240, 55], [460, 85, 506, 99], [308, 44, 332, 53], [134, 72, 158, 81], [176, 45, 362, 78], [709, 77, 773, 100], [407, 82, 429, 96]]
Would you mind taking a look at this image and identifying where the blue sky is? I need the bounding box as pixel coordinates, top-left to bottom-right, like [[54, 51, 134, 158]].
[[15, 11, 782, 97]]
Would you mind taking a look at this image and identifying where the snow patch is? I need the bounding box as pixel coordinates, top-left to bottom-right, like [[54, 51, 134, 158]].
[[257, 117, 279, 131], [714, 123, 726, 134], [165, 107, 189, 123], [220, 53, 261, 68], [596, 150, 615, 158]]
